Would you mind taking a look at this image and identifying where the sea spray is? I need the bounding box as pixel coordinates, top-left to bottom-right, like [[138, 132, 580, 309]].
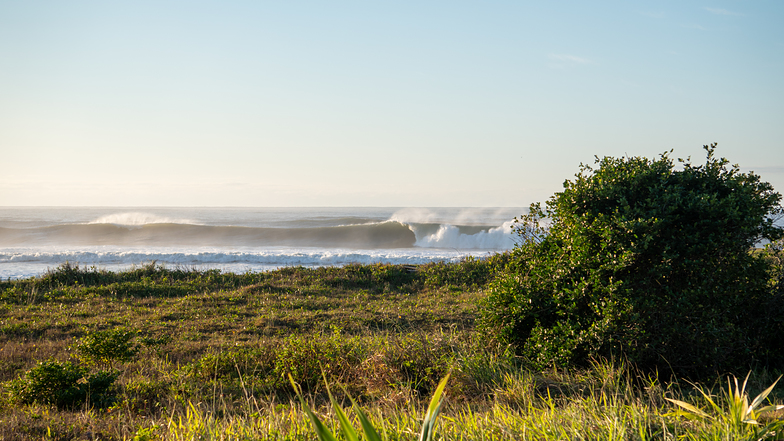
[[89, 212, 198, 226]]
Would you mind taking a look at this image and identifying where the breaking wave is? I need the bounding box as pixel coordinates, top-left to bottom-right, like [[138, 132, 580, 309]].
[[412, 221, 515, 249], [0, 208, 519, 279], [0, 211, 515, 250], [89, 212, 198, 226]]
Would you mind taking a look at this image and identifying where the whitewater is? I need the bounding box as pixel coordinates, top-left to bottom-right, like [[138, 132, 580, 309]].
[[0, 207, 523, 280]]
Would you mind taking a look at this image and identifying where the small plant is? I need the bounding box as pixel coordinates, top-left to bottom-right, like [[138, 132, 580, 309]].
[[420, 255, 508, 289], [382, 333, 454, 396], [667, 372, 784, 437], [8, 359, 118, 409], [275, 330, 365, 392], [291, 372, 450, 441], [39, 262, 106, 287], [77, 327, 139, 369], [132, 425, 158, 441]]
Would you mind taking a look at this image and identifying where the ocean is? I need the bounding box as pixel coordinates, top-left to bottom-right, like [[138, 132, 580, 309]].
[[0, 207, 523, 280]]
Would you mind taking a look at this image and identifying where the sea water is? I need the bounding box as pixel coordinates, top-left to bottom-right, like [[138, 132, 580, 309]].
[[0, 207, 524, 280]]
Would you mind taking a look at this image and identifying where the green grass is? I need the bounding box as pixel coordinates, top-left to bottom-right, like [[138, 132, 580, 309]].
[[0, 258, 782, 440]]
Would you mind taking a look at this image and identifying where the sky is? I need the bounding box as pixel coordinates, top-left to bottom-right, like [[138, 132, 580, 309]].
[[1, 1, 782, 207]]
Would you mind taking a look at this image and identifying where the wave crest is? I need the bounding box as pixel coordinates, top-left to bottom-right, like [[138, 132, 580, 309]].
[[413, 222, 515, 249], [89, 212, 198, 226]]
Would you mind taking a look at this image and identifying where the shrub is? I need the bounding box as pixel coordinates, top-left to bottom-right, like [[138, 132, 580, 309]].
[[381, 333, 455, 396], [0, 286, 27, 304], [481, 144, 784, 377], [38, 262, 107, 288], [77, 327, 139, 369], [274, 329, 367, 392], [9, 360, 118, 409], [420, 254, 510, 289]]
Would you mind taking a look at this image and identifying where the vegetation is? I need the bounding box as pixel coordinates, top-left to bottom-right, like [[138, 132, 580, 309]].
[[481, 145, 784, 377], [666, 372, 784, 435], [2, 146, 784, 439], [8, 360, 117, 410], [291, 373, 449, 441], [0, 257, 782, 439]]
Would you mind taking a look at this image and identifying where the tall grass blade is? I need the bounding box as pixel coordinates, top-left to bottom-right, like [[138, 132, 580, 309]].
[[354, 404, 384, 441], [289, 373, 339, 441], [665, 398, 712, 419], [419, 373, 450, 441], [696, 385, 723, 415], [757, 404, 784, 414], [749, 375, 782, 414], [340, 388, 383, 441], [322, 372, 359, 441]]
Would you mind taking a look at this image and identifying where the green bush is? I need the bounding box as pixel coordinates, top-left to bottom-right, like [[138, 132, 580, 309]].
[[765, 239, 784, 295], [9, 360, 118, 409], [420, 254, 510, 289], [185, 347, 275, 382], [481, 145, 784, 377], [382, 333, 455, 396], [77, 327, 139, 369], [0, 286, 27, 304], [36, 262, 112, 288], [274, 329, 366, 392]]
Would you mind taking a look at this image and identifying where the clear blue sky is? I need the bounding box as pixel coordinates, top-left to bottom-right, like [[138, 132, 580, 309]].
[[1, 1, 782, 206]]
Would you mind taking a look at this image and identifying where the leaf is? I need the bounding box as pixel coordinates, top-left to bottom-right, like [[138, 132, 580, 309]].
[[419, 374, 450, 441], [307, 414, 340, 441], [666, 409, 705, 421], [740, 371, 751, 398], [353, 405, 384, 441], [695, 386, 722, 415], [289, 373, 339, 441], [665, 398, 712, 420], [749, 375, 782, 413], [338, 380, 384, 441], [756, 404, 784, 415], [322, 372, 359, 441]]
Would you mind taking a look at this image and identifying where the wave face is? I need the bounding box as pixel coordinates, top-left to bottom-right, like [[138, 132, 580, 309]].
[[0, 222, 417, 248], [0, 207, 523, 279]]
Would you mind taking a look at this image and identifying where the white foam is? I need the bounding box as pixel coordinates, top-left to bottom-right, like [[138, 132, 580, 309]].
[[0, 207, 521, 279], [0, 245, 500, 280], [414, 221, 516, 249], [89, 212, 197, 226]]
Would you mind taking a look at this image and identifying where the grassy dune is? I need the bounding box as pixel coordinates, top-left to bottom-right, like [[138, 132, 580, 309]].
[[0, 258, 782, 440]]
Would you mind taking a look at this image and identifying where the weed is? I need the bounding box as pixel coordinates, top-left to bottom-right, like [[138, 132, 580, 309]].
[[667, 372, 784, 437]]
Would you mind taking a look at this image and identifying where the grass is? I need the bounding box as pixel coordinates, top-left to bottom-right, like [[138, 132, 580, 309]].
[[0, 257, 781, 440]]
